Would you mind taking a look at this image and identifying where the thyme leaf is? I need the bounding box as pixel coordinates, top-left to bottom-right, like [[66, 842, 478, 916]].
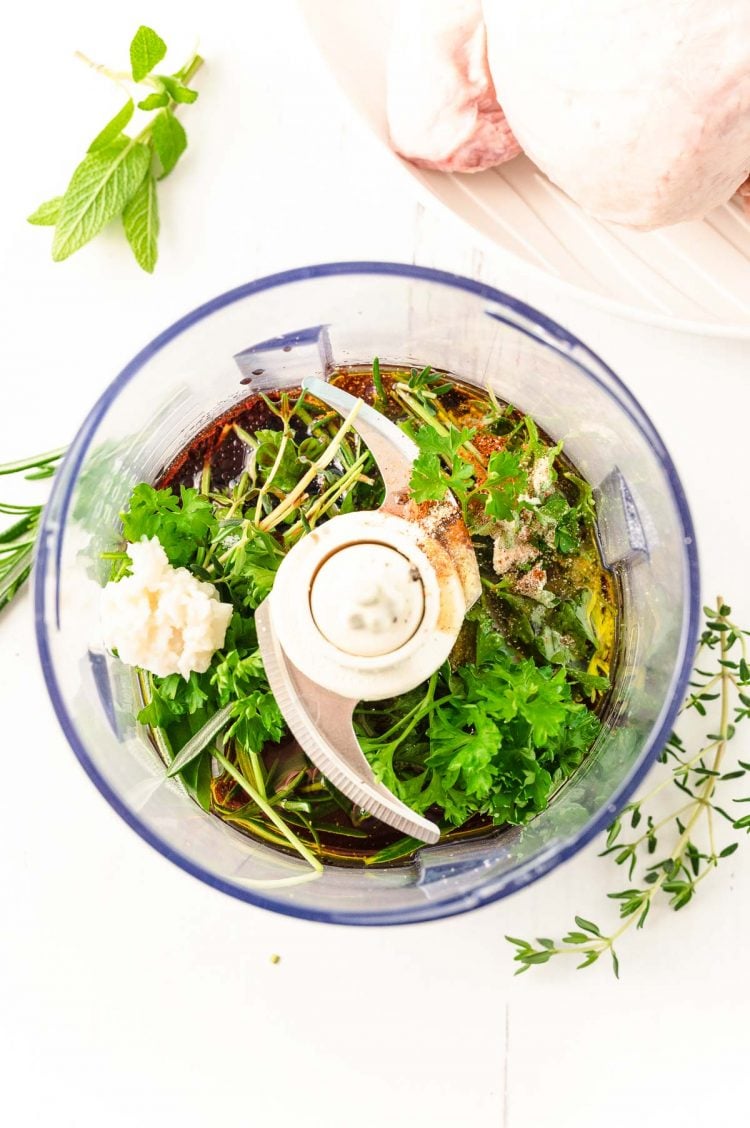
[[507, 597, 750, 978]]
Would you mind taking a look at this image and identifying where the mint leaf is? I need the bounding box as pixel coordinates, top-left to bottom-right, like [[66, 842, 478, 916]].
[[88, 100, 134, 153], [130, 26, 167, 83], [152, 110, 187, 178], [51, 140, 151, 261], [123, 170, 159, 272], [27, 197, 62, 226], [137, 90, 170, 111], [159, 75, 199, 104], [29, 29, 202, 270]]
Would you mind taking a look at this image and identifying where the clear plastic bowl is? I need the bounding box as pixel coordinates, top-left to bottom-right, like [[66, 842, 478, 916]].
[[35, 263, 700, 925]]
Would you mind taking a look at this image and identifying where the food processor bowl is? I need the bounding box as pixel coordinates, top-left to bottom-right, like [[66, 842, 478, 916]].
[[35, 263, 699, 924]]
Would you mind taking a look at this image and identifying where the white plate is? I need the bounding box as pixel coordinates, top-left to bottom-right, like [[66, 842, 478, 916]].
[[299, 0, 750, 338]]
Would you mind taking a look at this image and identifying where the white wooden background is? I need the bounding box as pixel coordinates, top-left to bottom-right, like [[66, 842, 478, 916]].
[[1, 3, 748, 1125]]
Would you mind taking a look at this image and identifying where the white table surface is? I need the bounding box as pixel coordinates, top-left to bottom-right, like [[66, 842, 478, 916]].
[[2, 3, 748, 1126]]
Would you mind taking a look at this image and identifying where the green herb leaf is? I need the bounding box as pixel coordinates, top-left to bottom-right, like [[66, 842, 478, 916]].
[[87, 99, 134, 153], [120, 484, 216, 568], [410, 452, 448, 502], [409, 423, 476, 504], [122, 170, 159, 272], [210, 649, 285, 753], [27, 197, 63, 226], [130, 25, 167, 82], [29, 30, 202, 270], [51, 140, 151, 261], [413, 422, 475, 462], [410, 451, 474, 504], [151, 110, 187, 178], [137, 90, 170, 111], [506, 597, 750, 978], [483, 450, 527, 521], [406, 365, 452, 396], [158, 75, 199, 104], [574, 916, 601, 936]]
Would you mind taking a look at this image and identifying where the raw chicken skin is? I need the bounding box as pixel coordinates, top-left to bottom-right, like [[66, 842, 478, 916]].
[[482, 0, 750, 228], [387, 0, 520, 172]]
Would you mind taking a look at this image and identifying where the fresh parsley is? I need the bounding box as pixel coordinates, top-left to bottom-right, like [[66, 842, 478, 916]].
[[483, 449, 527, 520], [121, 483, 216, 568], [360, 633, 601, 831], [408, 421, 474, 504]]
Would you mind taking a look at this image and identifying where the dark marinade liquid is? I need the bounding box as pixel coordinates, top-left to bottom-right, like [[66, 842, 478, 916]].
[[155, 367, 617, 867]]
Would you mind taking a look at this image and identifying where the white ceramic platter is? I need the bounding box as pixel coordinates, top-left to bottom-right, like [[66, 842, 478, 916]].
[[299, 0, 750, 338]]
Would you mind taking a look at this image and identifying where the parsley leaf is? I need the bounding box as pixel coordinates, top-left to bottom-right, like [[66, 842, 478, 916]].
[[211, 649, 285, 753], [483, 450, 527, 520], [413, 423, 475, 461], [216, 524, 285, 608], [538, 491, 581, 554], [565, 472, 596, 525], [409, 423, 476, 503], [410, 452, 468, 502], [121, 484, 216, 568], [254, 429, 305, 493], [363, 648, 602, 830]]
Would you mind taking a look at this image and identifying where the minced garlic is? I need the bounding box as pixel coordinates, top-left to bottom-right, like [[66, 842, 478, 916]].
[[101, 537, 233, 679]]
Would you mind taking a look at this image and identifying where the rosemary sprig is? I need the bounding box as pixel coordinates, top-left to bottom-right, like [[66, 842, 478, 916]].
[[507, 597, 750, 978], [0, 447, 66, 612]]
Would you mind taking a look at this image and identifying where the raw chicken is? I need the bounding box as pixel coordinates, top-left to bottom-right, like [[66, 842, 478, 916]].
[[386, 0, 520, 173], [481, 1, 750, 228], [387, 1, 750, 227]]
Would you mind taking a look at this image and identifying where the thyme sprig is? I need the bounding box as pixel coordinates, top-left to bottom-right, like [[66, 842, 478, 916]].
[[507, 597, 750, 978], [0, 447, 66, 612]]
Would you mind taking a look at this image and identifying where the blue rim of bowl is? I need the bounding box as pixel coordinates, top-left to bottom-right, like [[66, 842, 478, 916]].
[[34, 261, 701, 926]]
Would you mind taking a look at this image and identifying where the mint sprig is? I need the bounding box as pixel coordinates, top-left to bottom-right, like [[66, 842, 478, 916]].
[[29, 26, 202, 272]]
